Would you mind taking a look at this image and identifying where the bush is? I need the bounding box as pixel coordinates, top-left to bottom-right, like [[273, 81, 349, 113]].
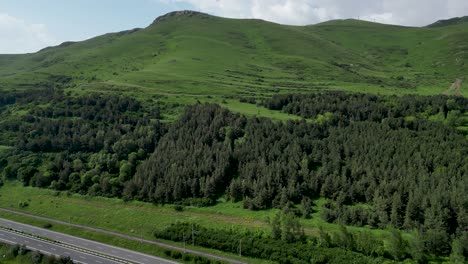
[[30, 250, 43, 264], [181, 197, 216, 207], [174, 204, 184, 212], [155, 222, 381, 264], [18, 201, 29, 208], [9, 244, 20, 257]]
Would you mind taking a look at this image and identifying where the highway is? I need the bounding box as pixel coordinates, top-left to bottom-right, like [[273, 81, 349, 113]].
[[0, 228, 119, 264], [0, 208, 247, 264], [0, 218, 178, 264]]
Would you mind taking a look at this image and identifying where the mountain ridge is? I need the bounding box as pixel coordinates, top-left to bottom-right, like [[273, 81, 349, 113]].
[[6, 11, 468, 55], [28, 11, 468, 56], [427, 15, 468, 27], [0, 10, 466, 97]]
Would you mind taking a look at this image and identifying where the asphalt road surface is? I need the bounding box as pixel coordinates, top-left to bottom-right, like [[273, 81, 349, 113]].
[[0, 218, 178, 264], [0, 228, 119, 264]]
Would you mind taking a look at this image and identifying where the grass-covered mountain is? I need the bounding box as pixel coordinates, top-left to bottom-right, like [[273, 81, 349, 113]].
[[1, 11, 468, 264], [428, 15, 468, 28], [0, 10, 467, 99]]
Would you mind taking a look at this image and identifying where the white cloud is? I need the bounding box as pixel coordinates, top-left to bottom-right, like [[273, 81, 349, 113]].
[[0, 13, 59, 54], [251, 0, 324, 25], [163, 0, 468, 26], [361, 13, 397, 25]]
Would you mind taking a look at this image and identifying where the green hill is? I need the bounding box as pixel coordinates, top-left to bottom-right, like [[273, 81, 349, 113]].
[[427, 16, 468, 28], [0, 11, 468, 264], [0, 10, 466, 99]]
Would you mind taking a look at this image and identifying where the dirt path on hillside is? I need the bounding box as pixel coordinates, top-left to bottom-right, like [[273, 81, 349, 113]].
[[443, 78, 463, 96]]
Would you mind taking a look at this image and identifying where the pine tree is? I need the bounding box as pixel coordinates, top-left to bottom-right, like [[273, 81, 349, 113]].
[[387, 228, 407, 261], [450, 239, 465, 263]]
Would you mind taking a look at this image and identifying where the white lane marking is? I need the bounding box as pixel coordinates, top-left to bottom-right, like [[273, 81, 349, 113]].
[[51, 248, 57, 251], [96, 261, 103, 264]]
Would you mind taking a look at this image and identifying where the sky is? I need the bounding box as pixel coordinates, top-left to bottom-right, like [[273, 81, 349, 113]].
[[1, 0, 468, 54]]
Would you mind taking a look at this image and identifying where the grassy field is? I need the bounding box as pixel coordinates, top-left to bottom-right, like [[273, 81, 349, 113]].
[[0, 182, 412, 254], [0, 211, 270, 264]]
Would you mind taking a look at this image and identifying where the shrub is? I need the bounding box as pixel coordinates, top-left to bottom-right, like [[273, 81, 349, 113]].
[[18, 201, 29, 208], [174, 204, 184, 212]]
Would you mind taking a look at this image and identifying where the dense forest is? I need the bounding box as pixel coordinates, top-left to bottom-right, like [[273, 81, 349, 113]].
[[0, 89, 164, 196], [0, 90, 467, 261]]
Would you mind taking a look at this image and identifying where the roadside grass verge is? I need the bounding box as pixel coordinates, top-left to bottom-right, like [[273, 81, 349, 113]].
[[0, 182, 417, 261], [0, 183, 272, 264]]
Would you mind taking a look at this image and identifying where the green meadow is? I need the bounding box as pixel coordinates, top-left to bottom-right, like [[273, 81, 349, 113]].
[[0, 182, 414, 256]]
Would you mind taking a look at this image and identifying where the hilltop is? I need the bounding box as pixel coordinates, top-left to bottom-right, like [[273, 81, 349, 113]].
[[427, 15, 468, 27], [0, 11, 466, 99]]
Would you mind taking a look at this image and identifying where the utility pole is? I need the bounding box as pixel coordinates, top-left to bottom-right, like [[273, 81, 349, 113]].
[[183, 231, 186, 253], [191, 223, 195, 246], [239, 239, 242, 257]]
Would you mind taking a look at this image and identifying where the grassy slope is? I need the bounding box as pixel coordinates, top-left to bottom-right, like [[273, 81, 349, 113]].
[[0, 182, 272, 264], [1, 12, 467, 122], [309, 20, 467, 91], [427, 15, 468, 28], [0, 12, 467, 101], [0, 183, 415, 254]]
